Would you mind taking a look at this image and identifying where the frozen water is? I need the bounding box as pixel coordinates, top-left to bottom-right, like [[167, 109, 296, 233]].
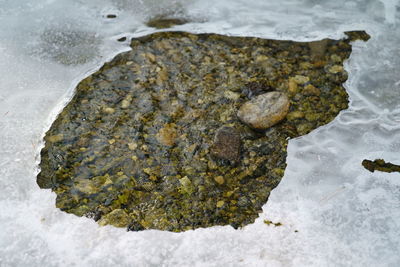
[[1, 0, 400, 266]]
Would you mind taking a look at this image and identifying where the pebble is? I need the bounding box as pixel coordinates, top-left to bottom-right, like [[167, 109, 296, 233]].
[[108, 139, 115, 145], [330, 54, 342, 63], [210, 126, 241, 164], [329, 65, 344, 74], [224, 90, 241, 100], [242, 82, 273, 99], [121, 95, 132, 109], [103, 107, 115, 114], [288, 78, 298, 94], [292, 75, 310, 84], [128, 143, 138, 150], [121, 100, 130, 109], [237, 91, 290, 130], [145, 52, 156, 62], [216, 201, 225, 208], [303, 84, 320, 96], [156, 124, 177, 146], [47, 134, 64, 143], [214, 176, 225, 185]]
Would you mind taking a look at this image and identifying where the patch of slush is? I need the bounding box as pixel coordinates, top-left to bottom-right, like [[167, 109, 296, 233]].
[[0, 0, 399, 266]]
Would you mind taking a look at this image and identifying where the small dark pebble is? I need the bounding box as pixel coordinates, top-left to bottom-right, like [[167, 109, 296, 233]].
[[117, 36, 127, 42], [242, 81, 274, 99], [210, 126, 241, 165]]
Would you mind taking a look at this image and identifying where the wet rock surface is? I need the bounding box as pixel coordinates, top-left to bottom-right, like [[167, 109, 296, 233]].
[[37, 31, 369, 231]]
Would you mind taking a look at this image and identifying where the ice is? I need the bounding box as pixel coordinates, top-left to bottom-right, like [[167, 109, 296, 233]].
[[1, 0, 400, 266]]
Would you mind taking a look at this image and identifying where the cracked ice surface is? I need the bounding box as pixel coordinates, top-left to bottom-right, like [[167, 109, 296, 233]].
[[0, 0, 399, 266]]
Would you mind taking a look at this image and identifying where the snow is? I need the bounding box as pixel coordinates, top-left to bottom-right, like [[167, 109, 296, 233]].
[[0, 0, 399, 266]]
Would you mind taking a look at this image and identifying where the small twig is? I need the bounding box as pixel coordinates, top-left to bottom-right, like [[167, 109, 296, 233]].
[[319, 186, 346, 204]]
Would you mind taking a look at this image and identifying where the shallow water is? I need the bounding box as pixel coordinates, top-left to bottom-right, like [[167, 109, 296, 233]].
[[0, 0, 399, 266]]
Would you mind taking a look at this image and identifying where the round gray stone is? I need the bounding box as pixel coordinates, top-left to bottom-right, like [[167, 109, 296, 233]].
[[237, 91, 290, 130]]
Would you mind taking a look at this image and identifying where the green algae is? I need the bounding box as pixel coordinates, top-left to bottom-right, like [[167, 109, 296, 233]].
[[37, 31, 369, 232]]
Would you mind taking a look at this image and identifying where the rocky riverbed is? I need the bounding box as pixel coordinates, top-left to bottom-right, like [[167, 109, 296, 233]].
[[37, 31, 369, 231]]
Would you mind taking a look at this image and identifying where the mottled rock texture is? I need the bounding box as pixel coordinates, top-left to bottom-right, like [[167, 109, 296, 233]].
[[37, 31, 369, 231]]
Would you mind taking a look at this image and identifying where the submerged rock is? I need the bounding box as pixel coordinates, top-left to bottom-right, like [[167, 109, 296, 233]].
[[37, 31, 369, 232], [237, 92, 290, 130], [146, 17, 188, 29], [210, 126, 241, 164]]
